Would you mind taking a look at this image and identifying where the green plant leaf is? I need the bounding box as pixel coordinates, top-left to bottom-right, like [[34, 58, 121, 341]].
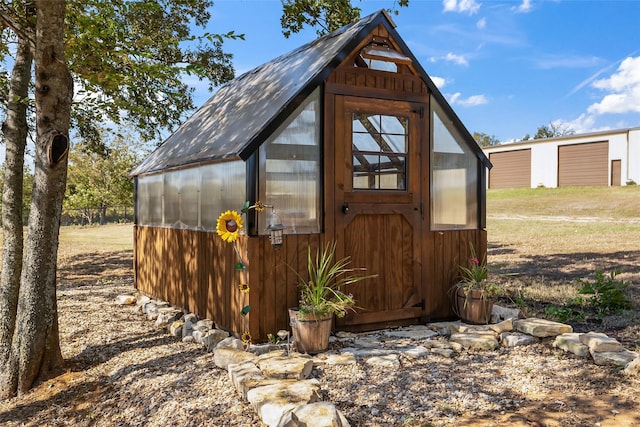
[[241, 305, 251, 316]]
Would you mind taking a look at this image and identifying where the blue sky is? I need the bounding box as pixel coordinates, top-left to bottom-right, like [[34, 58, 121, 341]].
[[195, 0, 640, 143]]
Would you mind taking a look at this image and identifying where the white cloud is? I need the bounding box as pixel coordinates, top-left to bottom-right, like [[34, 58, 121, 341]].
[[534, 54, 603, 70], [476, 17, 486, 29], [552, 115, 597, 135], [443, 0, 481, 15], [511, 0, 532, 13], [444, 52, 469, 66], [449, 92, 488, 106], [588, 56, 640, 114], [430, 76, 447, 88]]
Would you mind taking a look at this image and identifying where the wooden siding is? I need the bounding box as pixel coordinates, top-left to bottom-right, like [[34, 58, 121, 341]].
[[326, 24, 429, 103], [488, 149, 531, 189], [558, 141, 608, 187], [424, 229, 487, 320], [135, 226, 247, 335], [134, 226, 485, 341]]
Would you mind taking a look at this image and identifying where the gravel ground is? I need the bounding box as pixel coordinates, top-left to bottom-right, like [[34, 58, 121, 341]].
[[0, 273, 638, 427]]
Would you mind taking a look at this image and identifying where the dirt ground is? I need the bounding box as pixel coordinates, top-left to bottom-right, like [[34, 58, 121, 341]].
[[0, 238, 639, 426]]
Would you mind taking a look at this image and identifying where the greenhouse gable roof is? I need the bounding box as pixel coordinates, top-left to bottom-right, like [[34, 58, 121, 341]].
[[131, 11, 387, 176]]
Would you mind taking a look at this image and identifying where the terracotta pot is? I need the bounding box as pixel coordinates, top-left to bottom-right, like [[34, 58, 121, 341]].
[[289, 308, 332, 354], [455, 286, 494, 325]]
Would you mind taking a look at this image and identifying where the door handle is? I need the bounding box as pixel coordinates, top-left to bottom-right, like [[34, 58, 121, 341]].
[[342, 203, 349, 214]]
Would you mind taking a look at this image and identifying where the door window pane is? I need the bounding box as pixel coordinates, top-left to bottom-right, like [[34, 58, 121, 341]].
[[352, 113, 408, 190]]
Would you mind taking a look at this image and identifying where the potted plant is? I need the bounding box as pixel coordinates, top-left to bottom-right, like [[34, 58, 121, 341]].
[[289, 241, 375, 353], [454, 243, 501, 324]]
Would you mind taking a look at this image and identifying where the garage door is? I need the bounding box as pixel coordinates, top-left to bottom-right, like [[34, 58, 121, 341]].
[[488, 149, 531, 189], [558, 141, 608, 187]]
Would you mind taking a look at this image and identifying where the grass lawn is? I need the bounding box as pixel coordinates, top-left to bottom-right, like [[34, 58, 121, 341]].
[[487, 186, 640, 336]]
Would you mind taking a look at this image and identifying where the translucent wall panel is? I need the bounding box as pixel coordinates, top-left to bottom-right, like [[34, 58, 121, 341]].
[[200, 161, 247, 230], [163, 168, 199, 228], [136, 160, 246, 231], [179, 167, 199, 227], [136, 174, 163, 226], [163, 171, 180, 226], [430, 96, 478, 230], [258, 88, 321, 234]]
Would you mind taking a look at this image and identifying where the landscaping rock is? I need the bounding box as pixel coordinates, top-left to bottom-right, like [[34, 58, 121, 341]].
[[192, 329, 207, 344], [216, 337, 245, 350], [168, 320, 184, 337], [579, 332, 624, 353], [398, 345, 430, 359], [365, 353, 400, 369], [115, 294, 137, 305], [430, 347, 456, 358], [214, 347, 258, 370], [591, 349, 638, 368], [202, 329, 229, 351], [154, 307, 183, 327], [383, 325, 438, 340], [249, 343, 288, 356], [144, 302, 159, 320], [196, 319, 214, 330], [426, 322, 456, 337], [514, 318, 573, 337], [500, 332, 540, 347], [135, 295, 151, 308], [623, 357, 640, 376], [340, 348, 396, 358], [182, 320, 194, 338], [422, 340, 453, 350], [257, 352, 314, 380], [277, 402, 351, 427], [321, 353, 357, 365], [449, 333, 499, 350], [553, 333, 589, 357], [246, 379, 322, 427], [489, 319, 513, 334], [182, 313, 198, 324], [228, 360, 267, 399], [353, 336, 380, 348]]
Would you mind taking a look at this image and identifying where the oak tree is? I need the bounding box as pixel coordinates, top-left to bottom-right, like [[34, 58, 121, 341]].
[[0, 0, 237, 397]]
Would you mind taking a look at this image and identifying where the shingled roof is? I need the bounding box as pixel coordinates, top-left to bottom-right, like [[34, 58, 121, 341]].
[[131, 10, 488, 176]]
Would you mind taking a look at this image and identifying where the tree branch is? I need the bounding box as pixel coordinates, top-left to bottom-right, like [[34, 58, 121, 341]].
[[0, 2, 36, 51]]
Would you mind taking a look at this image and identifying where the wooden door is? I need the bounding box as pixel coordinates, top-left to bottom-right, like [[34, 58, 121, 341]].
[[333, 96, 425, 327], [611, 159, 621, 186]]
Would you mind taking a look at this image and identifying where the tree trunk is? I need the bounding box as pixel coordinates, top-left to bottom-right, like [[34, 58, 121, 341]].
[[99, 204, 107, 225], [0, 36, 33, 399], [1, 0, 73, 398]]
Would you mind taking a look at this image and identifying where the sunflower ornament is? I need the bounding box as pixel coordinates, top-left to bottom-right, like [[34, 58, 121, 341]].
[[216, 210, 244, 243]]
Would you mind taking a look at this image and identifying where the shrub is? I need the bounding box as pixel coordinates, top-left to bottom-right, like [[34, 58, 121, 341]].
[[576, 270, 632, 317]]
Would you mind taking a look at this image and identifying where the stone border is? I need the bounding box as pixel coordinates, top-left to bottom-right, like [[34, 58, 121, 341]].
[[116, 294, 640, 425]]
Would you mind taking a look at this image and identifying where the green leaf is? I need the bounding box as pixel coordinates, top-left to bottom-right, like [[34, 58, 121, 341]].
[[235, 263, 245, 271], [241, 305, 251, 316]]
